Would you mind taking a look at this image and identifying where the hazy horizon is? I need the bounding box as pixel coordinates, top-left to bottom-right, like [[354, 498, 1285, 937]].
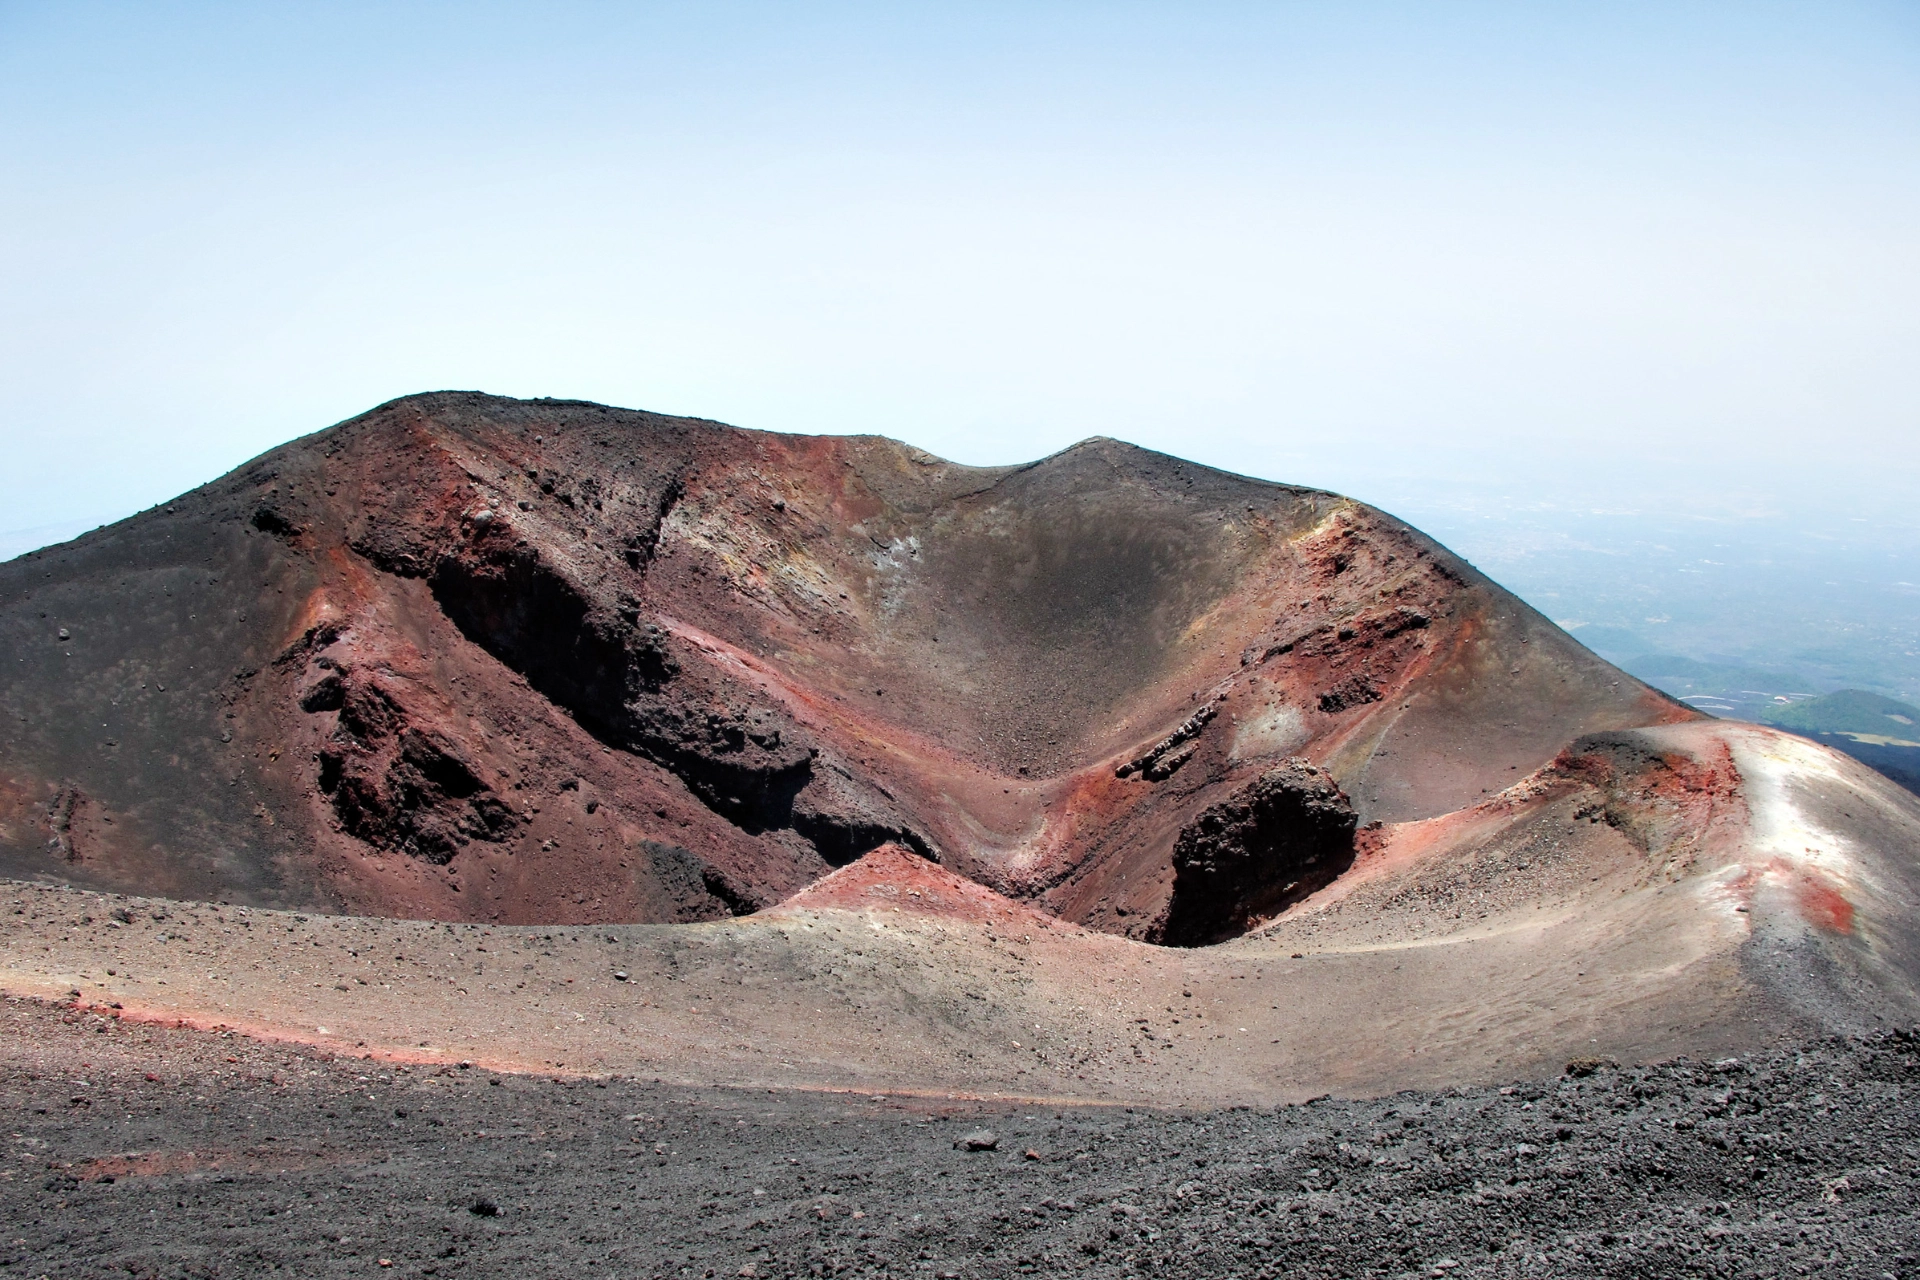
[[4, 3, 1915, 697]]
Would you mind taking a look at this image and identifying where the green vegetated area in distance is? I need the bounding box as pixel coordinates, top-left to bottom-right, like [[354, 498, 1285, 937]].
[[1612, 651, 1811, 712], [1745, 688, 1920, 798], [1757, 689, 1920, 741]]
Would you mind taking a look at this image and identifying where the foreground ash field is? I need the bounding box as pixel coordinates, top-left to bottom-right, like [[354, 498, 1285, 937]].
[[7, 998, 1920, 1279], [4, 392, 1920, 1275]]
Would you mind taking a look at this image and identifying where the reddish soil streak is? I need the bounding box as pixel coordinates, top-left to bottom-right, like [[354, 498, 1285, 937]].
[[773, 843, 1076, 934], [1794, 871, 1856, 935]]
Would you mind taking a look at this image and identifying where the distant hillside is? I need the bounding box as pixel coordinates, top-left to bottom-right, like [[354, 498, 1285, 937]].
[[1599, 650, 1817, 722], [1757, 689, 1920, 797], [1760, 689, 1920, 742]]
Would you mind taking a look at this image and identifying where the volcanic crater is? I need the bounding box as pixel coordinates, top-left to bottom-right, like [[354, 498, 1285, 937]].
[[3, 392, 1918, 1101]]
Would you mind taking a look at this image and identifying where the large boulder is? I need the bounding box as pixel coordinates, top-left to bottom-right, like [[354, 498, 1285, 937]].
[[1158, 759, 1358, 946]]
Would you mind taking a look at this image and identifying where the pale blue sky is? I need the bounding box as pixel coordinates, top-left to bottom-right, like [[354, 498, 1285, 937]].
[[3, 2, 1918, 551]]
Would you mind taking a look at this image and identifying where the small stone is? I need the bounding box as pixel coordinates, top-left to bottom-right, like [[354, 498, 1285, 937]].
[[954, 1129, 998, 1151], [614, 971, 629, 982], [57, 627, 70, 640]]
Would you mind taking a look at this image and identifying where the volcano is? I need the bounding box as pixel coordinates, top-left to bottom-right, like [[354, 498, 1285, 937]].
[[0, 391, 1691, 931], [3, 392, 1918, 1099]]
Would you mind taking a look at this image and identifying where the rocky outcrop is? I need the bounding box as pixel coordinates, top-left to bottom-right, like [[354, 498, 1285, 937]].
[[45, 785, 84, 863], [350, 463, 929, 871], [1157, 759, 1358, 946], [428, 535, 677, 732], [1317, 674, 1382, 714], [306, 662, 522, 866], [1115, 703, 1217, 781]]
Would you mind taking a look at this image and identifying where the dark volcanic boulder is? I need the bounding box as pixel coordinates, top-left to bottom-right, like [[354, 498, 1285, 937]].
[[1158, 759, 1358, 946]]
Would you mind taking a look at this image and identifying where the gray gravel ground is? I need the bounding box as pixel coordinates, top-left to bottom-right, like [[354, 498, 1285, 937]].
[[4, 997, 1919, 1279]]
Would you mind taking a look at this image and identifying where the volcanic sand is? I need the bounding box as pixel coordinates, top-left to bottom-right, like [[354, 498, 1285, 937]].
[[8, 995, 1920, 1280]]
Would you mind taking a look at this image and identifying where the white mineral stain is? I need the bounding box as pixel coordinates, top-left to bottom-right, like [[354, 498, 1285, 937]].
[[1231, 703, 1306, 761]]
